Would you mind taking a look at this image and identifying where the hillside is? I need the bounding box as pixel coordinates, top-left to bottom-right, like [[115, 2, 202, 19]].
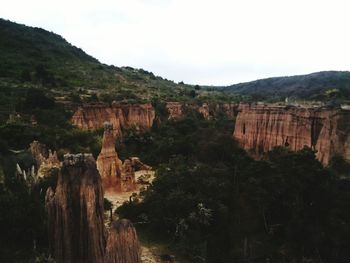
[[0, 18, 211, 112], [221, 71, 350, 101]]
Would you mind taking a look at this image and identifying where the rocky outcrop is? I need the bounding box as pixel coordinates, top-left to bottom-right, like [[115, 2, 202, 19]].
[[29, 141, 61, 177], [72, 101, 238, 132], [96, 123, 138, 192], [198, 103, 210, 120], [45, 153, 106, 263], [233, 104, 350, 165], [71, 102, 155, 136], [130, 157, 152, 171], [45, 153, 143, 263], [166, 102, 184, 120], [166, 102, 239, 120], [104, 219, 141, 263], [96, 123, 123, 191]]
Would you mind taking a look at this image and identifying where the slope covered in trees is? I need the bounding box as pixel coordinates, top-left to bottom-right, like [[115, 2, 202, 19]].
[[220, 71, 350, 101]]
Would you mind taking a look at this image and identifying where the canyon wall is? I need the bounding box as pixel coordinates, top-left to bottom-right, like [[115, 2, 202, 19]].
[[71, 102, 155, 136], [72, 101, 238, 135], [233, 104, 350, 165], [166, 102, 239, 120], [166, 102, 184, 120]]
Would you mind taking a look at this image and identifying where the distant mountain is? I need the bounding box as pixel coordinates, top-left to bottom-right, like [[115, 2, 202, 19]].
[[221, 71, 350, 101], [0, 18, 197, 104]]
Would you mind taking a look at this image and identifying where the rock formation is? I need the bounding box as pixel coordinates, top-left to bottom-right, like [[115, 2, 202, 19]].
[[198, 103, 210, 120], [96, 122, 123, 191], [130, 157, 152, 171], [233, 103, 350, 165], [71, 102, 155, 136], [120, 159, 136, 192], [72, 101, 239, 133], [45, 153, 106, 263], [166, 102, 184, 120], [96, 122, 139, 192], [104, 219, 141, 263], [166, 102, 239, 120], [29, 140, 61, 177]]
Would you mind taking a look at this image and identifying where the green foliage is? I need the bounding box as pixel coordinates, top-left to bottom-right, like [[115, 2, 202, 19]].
[[117, 110, 235, 165], [0, 152, 57, 262], [1, 18, 221, 105], [118, 115, 350, 263], [222, 71, 350, 101]]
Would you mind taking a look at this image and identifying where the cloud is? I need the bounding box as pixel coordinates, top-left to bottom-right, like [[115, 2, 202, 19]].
[[1, 0, 350, 85]]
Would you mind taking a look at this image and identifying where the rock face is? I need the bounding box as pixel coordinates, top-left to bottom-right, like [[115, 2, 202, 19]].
[[29, 140, 61, 177], [166, 102, 239, 120], [166, 102, 184, 120], [198, 103, 210, 120], [72, 101, 238, 133], [45, 153, 106, 263], [233, 104, 350, 165], [71, 102, 155, 136], [104, 219, 141, 263], [96, 123, 123, 191]]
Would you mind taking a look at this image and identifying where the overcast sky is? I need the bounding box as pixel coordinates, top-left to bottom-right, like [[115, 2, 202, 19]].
[[1, 0, 350, 85]]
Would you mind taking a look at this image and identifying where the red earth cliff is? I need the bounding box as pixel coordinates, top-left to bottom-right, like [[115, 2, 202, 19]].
[[71, 102, 155, 136], [233, 104, 350, 165], [166, 102, 239, 120]]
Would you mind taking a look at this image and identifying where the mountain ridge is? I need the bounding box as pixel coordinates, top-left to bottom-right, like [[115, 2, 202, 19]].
[[220, 70, 350, 101]]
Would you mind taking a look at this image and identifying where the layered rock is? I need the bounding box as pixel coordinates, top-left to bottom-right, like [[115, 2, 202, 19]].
[[166, 102, 239, 120], [71, 102, 155, 136], [45, 153, 106, 263], [29, 141, 61, 177], [96, 123, 123, 191], [104, 219, 141, 263], [233, 104, 350, 165], [72, 101, 239, 133]]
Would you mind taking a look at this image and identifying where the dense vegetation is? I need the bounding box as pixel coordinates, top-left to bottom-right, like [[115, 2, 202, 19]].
[[219, 71, 350, 102], [117, 112, 350, 263]]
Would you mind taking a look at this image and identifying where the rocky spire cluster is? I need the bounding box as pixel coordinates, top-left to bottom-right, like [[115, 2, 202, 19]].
[[45, 153, 141, 263]]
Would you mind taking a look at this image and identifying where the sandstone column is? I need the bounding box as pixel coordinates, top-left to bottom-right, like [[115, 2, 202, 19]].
[[45, 153, 106, 263]]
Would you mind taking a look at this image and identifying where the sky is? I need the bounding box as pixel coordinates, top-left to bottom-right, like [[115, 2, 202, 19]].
[[1, 0, 350, 85]]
